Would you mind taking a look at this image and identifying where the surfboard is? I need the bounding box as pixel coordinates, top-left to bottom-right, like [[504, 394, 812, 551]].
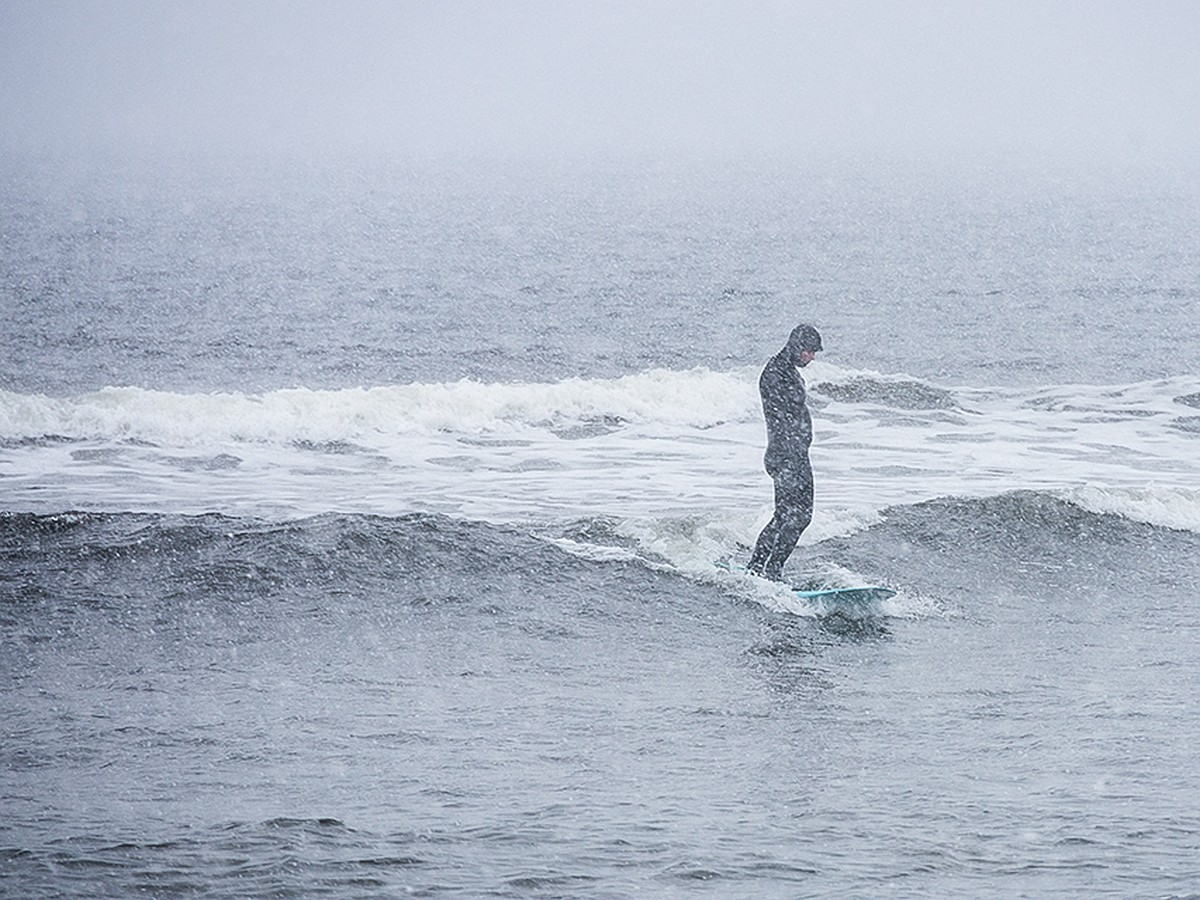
[[790, 585, 896, 604], [715, 561, 895, 605]]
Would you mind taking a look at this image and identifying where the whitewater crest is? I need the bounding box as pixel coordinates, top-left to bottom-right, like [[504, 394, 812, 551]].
[[1065, 484, 1200, 534], [0, 367, 761, 445], [3, 366, 1198, 542]]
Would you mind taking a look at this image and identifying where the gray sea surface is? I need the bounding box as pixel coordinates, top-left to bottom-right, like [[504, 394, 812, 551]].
[[3, 152, 1200, 897], [4, 153, 1197, 394]]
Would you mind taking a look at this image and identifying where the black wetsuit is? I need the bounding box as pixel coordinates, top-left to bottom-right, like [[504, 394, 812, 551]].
[[747, 350, 814, 581]]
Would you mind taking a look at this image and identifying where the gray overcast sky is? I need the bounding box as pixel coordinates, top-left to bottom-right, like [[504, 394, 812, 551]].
[[2, 0, 1198, 161]]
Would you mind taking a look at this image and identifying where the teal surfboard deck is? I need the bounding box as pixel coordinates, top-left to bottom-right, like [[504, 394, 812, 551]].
[[715, 561, 895, 604], [791, 585, 896, 604]]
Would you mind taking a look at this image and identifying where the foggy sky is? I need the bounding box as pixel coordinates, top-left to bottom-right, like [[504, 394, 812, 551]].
[[2, 0, 1198, 162]]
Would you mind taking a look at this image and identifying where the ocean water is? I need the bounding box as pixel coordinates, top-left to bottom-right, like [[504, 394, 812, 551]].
[[3, 152, 1200, 897]]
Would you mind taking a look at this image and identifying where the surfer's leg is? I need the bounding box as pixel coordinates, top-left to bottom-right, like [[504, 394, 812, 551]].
[[761, 462, 813, 580], [748, 461, 785, 576], [749, 466, 790, 576], [748, 514, 782, 576]]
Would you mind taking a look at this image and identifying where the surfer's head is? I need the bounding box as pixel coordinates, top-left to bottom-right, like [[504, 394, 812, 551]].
[[787, 323, 822, 366]]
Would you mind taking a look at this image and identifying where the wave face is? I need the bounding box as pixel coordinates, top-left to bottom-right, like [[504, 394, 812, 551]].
[[5, 493, 1200, 898]]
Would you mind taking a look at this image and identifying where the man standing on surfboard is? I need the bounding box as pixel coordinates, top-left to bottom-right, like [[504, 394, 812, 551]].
[[747, 323, 822, 581]]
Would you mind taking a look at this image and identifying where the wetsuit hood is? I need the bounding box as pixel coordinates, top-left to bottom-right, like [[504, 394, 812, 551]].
[[787, 324, 823, 357]]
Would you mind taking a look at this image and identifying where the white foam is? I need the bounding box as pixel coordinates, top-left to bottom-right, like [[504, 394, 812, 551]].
[[3, 369, 1199, 548], [1064, 484, 1200, 533], [545, 537, 646, 565], [0, 367, 759, 445]]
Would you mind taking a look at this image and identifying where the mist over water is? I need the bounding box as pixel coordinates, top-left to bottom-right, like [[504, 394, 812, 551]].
[[4, 1, 1199, 162], [4, 3, 1200, 897]]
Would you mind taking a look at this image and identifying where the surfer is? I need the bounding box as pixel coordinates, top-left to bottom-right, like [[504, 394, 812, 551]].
[[747, 323, 822, 581]]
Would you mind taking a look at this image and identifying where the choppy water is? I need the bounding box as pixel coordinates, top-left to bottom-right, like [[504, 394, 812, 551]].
[[3, 152, 1200, 896]]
